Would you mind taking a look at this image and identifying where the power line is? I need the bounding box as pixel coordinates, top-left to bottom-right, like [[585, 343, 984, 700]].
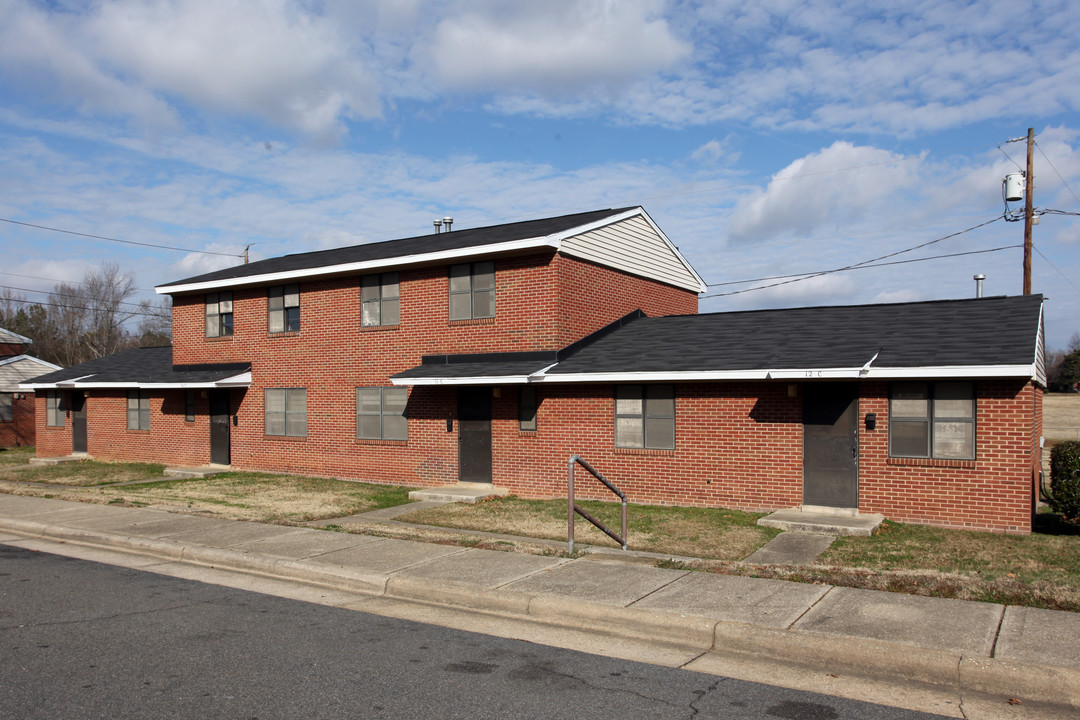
[[1035, 142, 1080, 210], [1032, 246, 1080, 295], [0, 283, 153, 312], [0, 217, 244, 258], [702, 216, 1004, 296]]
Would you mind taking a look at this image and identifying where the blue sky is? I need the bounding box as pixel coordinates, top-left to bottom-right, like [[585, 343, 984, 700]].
[[1, 0, 1079, 348]]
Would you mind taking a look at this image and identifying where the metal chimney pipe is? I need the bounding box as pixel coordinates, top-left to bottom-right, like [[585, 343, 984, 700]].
[[433, 219, 442, 234], [443, 216, 453, 232], [974, 274, 986, 298]]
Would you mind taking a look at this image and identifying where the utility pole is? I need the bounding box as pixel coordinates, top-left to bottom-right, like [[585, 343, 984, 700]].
[[1023, 127, 1034, 295]]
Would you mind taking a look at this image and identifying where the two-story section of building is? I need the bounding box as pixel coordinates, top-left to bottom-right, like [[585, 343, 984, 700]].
[[26, 207, 704, 486]]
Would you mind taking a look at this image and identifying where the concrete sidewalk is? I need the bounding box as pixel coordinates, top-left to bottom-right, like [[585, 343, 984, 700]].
[[2, 494, 1078, 714]]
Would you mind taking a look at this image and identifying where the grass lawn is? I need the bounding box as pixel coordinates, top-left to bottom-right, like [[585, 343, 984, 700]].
[[399, 496, 780, 561], [89, 472, 415, 523], [0, 446, 36, 467], [0, 459, 165, 486]]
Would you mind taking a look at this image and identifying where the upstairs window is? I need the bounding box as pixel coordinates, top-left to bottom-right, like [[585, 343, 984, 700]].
[[265, 388, 307, 437], [361, 273, 400, 327], [615, 385, 675, 449], [890, 382, 975, 460], [268, 284, 300, 333], [127, 390, 150, 431], [46, 391, 65, 427], [206, 292, 233, 337], [449, 261, 495, 320], [357, 387, 408, 441]]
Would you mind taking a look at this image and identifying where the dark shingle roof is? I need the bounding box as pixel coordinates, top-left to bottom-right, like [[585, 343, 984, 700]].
[[161, 207, 636, 290], [25, 346, 250, 386], [548, 295, 1044, 374], [392, 352, 557, 381]]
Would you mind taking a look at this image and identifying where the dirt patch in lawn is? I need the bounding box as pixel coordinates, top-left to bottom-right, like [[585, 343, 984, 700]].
[[398, 496, 779, 561]]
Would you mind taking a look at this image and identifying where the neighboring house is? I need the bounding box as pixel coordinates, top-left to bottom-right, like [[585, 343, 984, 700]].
[[22, 207, 1047, 533], [0, 328, 61, 447]]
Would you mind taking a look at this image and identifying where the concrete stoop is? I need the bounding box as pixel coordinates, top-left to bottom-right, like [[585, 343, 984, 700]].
[[408, 483, 509, 504], [29, 454, 88, 466], [758, 508, 884, 537], [163, 465, 230, 479]]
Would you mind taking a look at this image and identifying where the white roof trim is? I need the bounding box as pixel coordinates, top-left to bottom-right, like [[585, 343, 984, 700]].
[[0, 354, 61, 371], [391, 374, 531, 386], [156, 236, 560, 294], [21, 371, 252, 390], [0, 328, 33, 344], [534, 364, 1038, 383]]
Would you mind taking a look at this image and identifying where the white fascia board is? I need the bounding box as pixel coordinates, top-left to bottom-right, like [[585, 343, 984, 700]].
[[20, 373, 252, 390], [535, 365, 1037, 384], [548, 206, 709, 294], [20, 373, 97, 390], [0, 354, 62, 371], [0, 329, 33, 344], [155, 237, 560, 295], [392, 375, 531, 386]]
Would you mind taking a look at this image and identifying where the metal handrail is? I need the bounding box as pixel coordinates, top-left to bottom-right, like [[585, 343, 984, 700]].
[[568, 454, 627, 554]]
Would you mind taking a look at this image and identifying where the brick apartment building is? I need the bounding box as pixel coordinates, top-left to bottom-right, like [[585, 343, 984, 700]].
[[0, 328, 60, 448], [23, 207, 1047, 532]]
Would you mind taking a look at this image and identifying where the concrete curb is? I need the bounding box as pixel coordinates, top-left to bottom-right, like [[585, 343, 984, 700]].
[[2, 517, 1078, 712]]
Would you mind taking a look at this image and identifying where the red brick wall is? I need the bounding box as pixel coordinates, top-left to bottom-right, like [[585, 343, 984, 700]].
[[33, 377, 1040, 533], [857, 380, 1036, 533], [0, 395, 35, 447]]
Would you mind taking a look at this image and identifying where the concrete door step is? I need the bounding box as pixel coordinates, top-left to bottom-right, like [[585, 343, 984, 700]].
[[757, 508, 884, 536], [163, 465, 230, 479], [408, 483, 509, 504], [29, 454, 88, 465]]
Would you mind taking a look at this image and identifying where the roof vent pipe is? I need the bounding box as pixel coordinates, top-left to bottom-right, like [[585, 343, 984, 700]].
[[433, 219, 442, 234], [974, 273, 986, 298], [443, 216, 453, 232]]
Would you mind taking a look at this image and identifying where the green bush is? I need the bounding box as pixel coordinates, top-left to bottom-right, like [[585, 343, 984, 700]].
[[1048, 441, 1080, 522]]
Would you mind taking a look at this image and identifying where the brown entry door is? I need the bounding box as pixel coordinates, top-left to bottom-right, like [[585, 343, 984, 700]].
[[457, 387, 492, 484], [71, 391, 87, 453], [209, 390, 231, 465], [802, 383, 859, 509]]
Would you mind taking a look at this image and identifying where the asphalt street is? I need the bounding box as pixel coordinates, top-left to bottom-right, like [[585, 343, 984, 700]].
[[0, 544, 950, 720]]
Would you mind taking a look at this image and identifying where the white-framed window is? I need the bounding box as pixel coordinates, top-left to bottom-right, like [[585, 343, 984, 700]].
[[127, 390, 150, 431], [268, 284, 300, 333], [265, 388, 307, 437], [449, 261, 495, 320], [206, 292, 233, 337], [615, 385, 675, 449], [361, 273, 400, 327], [889, 381, 975, 460], [357, 387, 408, 440]]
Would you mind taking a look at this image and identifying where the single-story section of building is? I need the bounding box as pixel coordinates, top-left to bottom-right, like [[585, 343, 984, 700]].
[[0, 328, 61, 448]]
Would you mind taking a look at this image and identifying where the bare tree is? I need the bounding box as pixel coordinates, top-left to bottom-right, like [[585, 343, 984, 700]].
[[137, 295, 173, 346], [81, 263, 139, 359], [49, 281, 89, 367]]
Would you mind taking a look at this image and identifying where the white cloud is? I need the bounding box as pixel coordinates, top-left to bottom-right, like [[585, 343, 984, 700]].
[[426, 0, 689, 94], [726, 142, 922, 243]]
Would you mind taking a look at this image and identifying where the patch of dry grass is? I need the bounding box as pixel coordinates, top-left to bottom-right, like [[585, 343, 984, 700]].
[[0, 446, 35, 467], [1045, 393, 1080, 441], [398, 496, 778, 560], [80, 472, 414, 523], [0, 460, 164, 486]]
